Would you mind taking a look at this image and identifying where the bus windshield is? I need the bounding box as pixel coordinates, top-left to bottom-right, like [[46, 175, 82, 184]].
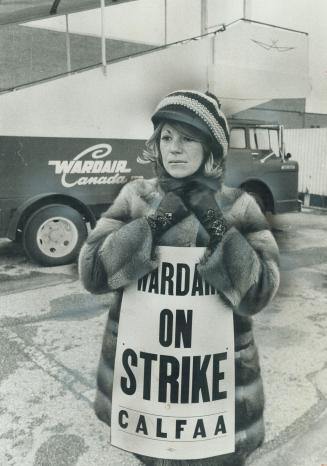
[[249, 128, 281, 156]]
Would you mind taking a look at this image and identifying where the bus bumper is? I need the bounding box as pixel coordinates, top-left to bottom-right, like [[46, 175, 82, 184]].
[[274, 199, 302, 214]]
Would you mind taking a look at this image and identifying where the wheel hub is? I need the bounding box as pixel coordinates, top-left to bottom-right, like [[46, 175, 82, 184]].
[[36, 217, 79, 258]]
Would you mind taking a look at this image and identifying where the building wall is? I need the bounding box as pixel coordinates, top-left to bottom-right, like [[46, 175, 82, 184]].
[[284, 128, 327, 207], [233, 98, 327, 128], [304, 113, 327, 128]]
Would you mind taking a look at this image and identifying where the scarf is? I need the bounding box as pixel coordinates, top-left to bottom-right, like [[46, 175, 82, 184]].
[[156, 163, 221, 193]]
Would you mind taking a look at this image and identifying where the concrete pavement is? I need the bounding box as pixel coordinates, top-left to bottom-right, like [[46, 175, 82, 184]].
[[248, 209, 327, 466], [0, 248, 143, 466], [0, 208, 327, 466]]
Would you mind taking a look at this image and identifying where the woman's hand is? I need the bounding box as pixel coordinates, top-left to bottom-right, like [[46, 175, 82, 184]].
[[183, 182, 227, 247], [147, 192, 189, 239]]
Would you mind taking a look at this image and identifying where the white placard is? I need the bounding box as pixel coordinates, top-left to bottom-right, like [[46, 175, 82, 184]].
[[111, 246, 235, 460]]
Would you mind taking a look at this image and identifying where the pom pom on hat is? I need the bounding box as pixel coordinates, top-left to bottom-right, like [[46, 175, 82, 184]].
[[151, 90, 230, 160]]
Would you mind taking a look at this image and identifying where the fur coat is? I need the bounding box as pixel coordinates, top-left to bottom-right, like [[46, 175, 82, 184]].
[[78, 178, 280, 465]]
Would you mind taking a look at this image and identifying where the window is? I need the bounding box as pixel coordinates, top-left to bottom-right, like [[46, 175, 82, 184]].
[[229, 129, 246, 149], [255, 129, 270, 150], [249, 128, 280, 155], [249, 129, 256, 149], [269, 129, 280, 156], [0, 4, 158, 92]]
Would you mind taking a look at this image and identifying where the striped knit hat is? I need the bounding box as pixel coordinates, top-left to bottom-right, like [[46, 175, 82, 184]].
[[151, 90, 229, 160]]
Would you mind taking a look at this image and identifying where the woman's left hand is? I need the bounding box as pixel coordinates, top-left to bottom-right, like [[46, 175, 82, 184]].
[[183, 181, 220, 217], [183, 182, 227, 247]]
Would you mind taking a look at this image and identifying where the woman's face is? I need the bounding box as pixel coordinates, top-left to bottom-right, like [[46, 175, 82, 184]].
[[160, 123, 205, 178]]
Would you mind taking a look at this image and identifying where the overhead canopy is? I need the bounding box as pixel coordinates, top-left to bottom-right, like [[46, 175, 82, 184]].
[[0, 0, 137, 26], [209, 19, 310, 115]]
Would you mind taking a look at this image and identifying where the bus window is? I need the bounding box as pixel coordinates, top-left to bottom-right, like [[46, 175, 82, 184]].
[[249, 129, 256, 149], [249, 128, 280, 154], [269, 129, 280, 156], [255, 129, 270, 150], [230, 128, 246, 148]]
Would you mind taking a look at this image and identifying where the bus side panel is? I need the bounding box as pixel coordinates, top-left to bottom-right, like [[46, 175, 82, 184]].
[[0, 135, 153, 238], [0, 135, 152, 202]]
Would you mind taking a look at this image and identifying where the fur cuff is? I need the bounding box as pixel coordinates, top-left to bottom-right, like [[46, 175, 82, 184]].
[[198, 227, 279, 314], [99, 218, 158, 290]]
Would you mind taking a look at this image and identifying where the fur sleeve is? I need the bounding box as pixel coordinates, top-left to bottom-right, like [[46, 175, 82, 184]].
[[79, 182, 158, 293], [197, 193, 280, 315]]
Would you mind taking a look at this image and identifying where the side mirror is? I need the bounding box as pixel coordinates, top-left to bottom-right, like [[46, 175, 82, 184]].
[[285, 153, 292, 160]]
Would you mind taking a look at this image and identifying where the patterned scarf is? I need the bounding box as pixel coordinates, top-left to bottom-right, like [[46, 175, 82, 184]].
[[156, 163, 221, 193]]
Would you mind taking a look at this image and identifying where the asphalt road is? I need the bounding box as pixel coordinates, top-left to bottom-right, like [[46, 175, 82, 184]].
[[0, 208, 327, 466]]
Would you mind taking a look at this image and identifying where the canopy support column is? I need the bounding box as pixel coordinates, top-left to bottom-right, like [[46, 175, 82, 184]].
[[164, 0, 168, 45], [243, 0, 252, 19], [65, 14, 71, 73], [201, 0, 208, 35], [100, 0, 107, 75]]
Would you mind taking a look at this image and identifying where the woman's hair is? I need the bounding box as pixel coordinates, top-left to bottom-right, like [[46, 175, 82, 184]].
[[138, 120, 225, 178]]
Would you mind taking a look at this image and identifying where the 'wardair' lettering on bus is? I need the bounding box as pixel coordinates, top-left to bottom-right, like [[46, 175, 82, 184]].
[[48, 143, 131, 188]]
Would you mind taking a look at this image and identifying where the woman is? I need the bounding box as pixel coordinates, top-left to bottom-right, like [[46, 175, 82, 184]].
[[79, 90, 280, 466]]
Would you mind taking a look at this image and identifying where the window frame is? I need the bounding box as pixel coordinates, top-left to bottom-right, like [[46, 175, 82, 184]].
[[229, 127, 247, 149]]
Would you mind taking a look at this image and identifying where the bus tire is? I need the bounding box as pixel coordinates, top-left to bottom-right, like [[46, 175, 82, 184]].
[[22, 204, 87, 266]]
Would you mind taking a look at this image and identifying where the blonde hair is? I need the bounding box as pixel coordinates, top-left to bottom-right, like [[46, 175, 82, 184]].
[[137, 120, 224, 178]]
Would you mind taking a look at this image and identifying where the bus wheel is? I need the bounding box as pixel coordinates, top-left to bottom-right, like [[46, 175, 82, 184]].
[[22, 204, 87, 266]]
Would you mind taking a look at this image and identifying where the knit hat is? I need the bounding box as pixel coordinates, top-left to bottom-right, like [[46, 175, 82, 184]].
[[151, 90, 229, 160]]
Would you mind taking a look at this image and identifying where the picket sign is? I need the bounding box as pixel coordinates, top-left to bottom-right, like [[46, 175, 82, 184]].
[[111, 246, 235, 460]]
